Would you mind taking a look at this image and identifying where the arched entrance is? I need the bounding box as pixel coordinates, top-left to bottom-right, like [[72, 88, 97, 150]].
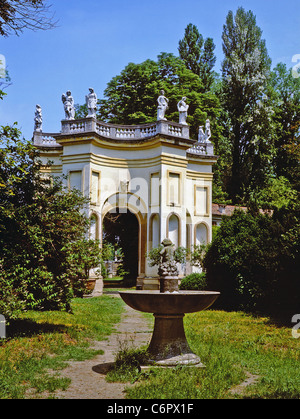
[[102, 208, 139, 286]]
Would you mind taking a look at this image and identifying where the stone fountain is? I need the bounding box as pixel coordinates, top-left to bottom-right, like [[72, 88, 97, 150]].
[[119, 239, 220, 367]]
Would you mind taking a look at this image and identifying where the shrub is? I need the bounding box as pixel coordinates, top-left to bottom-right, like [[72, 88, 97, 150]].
[[179, 273, 207, 290], [203, 207, 300, 316], [0, 130, 103, 316]]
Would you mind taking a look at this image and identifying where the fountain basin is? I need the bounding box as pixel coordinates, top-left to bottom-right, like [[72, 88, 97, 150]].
[[119, 290, 220, 366], [119, 290, 220, 315]]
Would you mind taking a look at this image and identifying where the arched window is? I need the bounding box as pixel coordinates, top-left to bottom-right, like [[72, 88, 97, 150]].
[[150, 214, 160, 249], [195, 223, 208, 246], [186, 211, 192, 250], [168, 214, 180, 248]]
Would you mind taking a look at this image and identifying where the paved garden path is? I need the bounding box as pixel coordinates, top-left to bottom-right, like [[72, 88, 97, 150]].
[[55, 292, 152, 399]]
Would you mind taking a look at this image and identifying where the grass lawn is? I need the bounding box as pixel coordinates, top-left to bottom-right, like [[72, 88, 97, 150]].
[[123, 310, 300, 399], [0, 293, 299, 399], [0, 295, 124, 399]]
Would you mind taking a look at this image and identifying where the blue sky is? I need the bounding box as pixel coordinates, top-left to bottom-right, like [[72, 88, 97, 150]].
[[1, 0, 300, 141]]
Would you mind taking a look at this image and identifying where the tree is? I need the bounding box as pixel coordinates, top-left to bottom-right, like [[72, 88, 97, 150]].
[[201, 37, 217, 91], [0, 61, 12, 101], [0, 0, 57, 37], [221, 7, 274, 203], [268, 63, 300, 190], [0, 124, 102, 317], [178, 24, 203, 76], [97, 59, 160, 125], [96, 53, 222, 140], [178, 23, 216, 91], [250, 176, 298, 210]]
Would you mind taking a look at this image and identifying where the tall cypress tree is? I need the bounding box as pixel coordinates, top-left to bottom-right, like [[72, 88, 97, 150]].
[[178, 24, 203, 76], [221, 7, 274, 203], [178, 23, 216, 91]]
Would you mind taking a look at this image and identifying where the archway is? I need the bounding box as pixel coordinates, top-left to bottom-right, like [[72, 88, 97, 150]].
[[102, 208, 139, 286]]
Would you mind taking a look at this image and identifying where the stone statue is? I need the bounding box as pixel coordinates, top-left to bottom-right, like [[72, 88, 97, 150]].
[[177, 97, 189, 125], [34, 104, 43, 132], [204, 119, 211, 143], [198, 126, 205, 142], [158, 239, 179, 278], [159, 239, 179, 293], [62, 91, 75, 120], [157, 90, 169, 121], [86, 88, 98, 118]]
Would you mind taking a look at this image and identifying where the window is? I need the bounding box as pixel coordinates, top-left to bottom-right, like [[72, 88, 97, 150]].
[[150, 173, 160, 206], [150, 214, 160, 249], [69, 171, 82, 192], [168, 214, 180, 247], [91, 171, 100, 204], [194, 185, 209, 216], [195, 223, 208, 246], [168, 172, 181, 206]]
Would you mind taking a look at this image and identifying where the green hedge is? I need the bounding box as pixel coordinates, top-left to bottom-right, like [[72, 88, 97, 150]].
[[179, 273, 207, 290]]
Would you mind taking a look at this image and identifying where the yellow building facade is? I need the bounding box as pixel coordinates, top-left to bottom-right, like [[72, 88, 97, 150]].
[[33, 116, 217, 291]]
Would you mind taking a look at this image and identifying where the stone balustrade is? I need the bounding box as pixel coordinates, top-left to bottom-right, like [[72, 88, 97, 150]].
[[33, 117, 190, 144], [60, 117, 190, 141], [187, 142, 215, 156], [33, 132, 60, 147], [33, 117, 214, 156]]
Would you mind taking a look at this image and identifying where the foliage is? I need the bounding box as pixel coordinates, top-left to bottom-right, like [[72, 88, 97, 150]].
[[250, 176, 298, 210], [101, 242, 117, 261], [189, 244, 208, 270], [96, 52, 222, 140], [146, 245, 163, 267], [203, 208, 300, 315], [0, 61, 11, 99], [0, 126, 102, 316], [0, 266, 27, 319], [221, 7, 274, 203], [178, 23, 216, 91], [0, 0, 57, 37], [268, 63, 300, 191], [106, 345, 151, 384], [174, 246, 188, 264], [179, 273, 207, 291]]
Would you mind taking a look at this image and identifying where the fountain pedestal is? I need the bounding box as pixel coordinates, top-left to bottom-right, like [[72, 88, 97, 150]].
[[148, 313, 203, 366]]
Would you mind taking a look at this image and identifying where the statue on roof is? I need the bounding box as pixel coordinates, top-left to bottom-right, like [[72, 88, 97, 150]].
[[198, 126, 205, 142], [157, 90, 169, 121], [198, 119, 212, 143], [177, 97, 189, 125], [86, 88, 98, 118], [205, 119, 212, 143], [62, 90, 75, 120], [34, 104, 43, 132]]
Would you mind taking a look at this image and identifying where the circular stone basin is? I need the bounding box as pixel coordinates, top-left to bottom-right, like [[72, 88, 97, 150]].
[[119, 290, 220, 315]]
